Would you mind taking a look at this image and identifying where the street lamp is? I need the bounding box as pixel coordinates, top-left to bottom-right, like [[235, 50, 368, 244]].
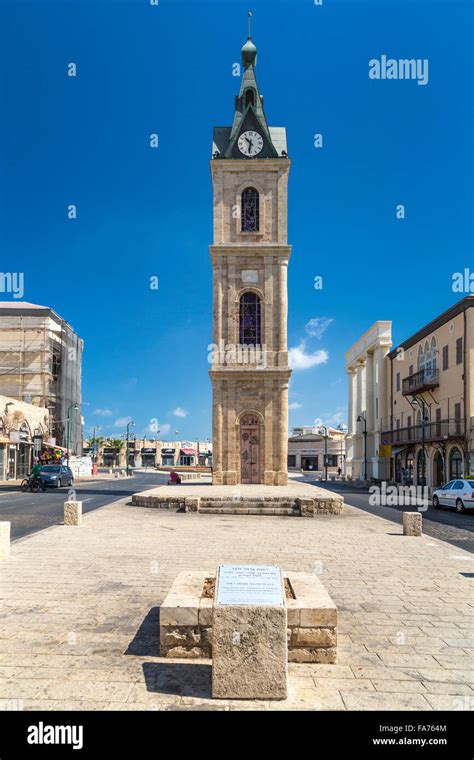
[[319, 425, 329, 481], [337, 424, 347, 477], [357, 414, 367, 482], [66, 403, 79, 465], [126, 420, 135, 476], [409, 397, 427, 486]]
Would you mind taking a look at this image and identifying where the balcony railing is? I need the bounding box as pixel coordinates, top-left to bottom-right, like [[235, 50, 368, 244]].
[[381, 418, 464, 445], [402, 368, 439, 396]]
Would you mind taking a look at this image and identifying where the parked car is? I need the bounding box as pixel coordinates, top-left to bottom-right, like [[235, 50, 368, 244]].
[[432, 479, 474, 512], [39, 465, 74, 488]]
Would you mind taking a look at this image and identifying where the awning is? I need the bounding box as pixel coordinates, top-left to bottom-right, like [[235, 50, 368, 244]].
[[180, 448, 197, 456], [42, 442, 68, 453]]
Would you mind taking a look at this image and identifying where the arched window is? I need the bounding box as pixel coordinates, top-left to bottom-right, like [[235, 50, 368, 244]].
[[241, 187, 259, 232], [417, 345, 424, 371], [239, 292, 261, 345], [431, 337, 438, 369], [450, 447, 463, 479], [245, 89, 255, 107]]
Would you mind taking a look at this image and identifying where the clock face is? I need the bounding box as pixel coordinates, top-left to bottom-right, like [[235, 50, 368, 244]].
[[238, 130, 264, 157]]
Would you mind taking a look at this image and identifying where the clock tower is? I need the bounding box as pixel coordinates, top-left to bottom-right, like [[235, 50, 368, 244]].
[[209, 23, 291, 486]]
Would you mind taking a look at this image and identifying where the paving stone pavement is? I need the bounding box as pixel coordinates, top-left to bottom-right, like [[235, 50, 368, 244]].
[[0, 498, 473, 711]]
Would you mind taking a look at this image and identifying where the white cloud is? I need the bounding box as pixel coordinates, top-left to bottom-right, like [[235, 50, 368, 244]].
[[288, 342, 329, 370], [326, 411, 348, 429], [92, 408, 112, 417], [314, 411, 348, 429], [114, 416, 133, 427], [305, 317, 334, 339], [288, 402, 303, 410], [146, 421, 171, 435], [173, 407, 188, 418]]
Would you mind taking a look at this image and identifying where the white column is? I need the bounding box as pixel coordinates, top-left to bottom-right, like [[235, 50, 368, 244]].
[[347, 370, 355, 435], [366, 352, 374, 433]]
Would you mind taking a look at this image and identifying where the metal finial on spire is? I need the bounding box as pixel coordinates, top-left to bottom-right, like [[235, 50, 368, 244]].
[[242, 12, 257, 68]]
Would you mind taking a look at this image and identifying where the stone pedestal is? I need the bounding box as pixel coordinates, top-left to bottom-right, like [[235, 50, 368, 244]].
[[64, 501, 82, 526], [184, 497, 200, 513], [403, 511, 422, 536], [212, 605, 288, 699], [0, 522, 10, 560]]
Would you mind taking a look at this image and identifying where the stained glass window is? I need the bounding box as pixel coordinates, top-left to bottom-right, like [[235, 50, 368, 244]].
[[241, 187, 259, 232], [239, 292, 261, 345]]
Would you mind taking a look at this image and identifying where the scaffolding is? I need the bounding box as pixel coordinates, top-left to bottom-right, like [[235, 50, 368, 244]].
[[0, 307, 83, 452]]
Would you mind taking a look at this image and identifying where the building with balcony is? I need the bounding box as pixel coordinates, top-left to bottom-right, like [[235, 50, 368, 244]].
[[383, 296, 473, 487], [345, 296, 474, 486]]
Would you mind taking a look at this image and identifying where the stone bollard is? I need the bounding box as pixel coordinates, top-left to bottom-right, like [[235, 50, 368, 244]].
[[184, 497, 200, 513], [64, 501, 82, 526], [0, 522, 11, 559], [403, 511, 422, 536]]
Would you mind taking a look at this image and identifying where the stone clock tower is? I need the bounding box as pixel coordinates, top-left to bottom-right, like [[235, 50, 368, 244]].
[[209, 25, 292, 487]]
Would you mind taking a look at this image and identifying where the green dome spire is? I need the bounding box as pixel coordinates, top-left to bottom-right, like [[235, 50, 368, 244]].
[[242, 12, 257, 68]]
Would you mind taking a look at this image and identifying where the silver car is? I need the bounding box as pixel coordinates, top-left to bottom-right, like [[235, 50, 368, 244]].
[[432, 479, 474, 513]]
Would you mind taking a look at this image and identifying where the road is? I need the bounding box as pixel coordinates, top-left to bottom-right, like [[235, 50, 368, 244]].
[[312, 479, 474, 553], [0, 471, 169, 541], [2, 472, 473, 552]]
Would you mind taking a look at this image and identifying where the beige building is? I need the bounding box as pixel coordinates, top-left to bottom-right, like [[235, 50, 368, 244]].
[[209, 31, 291, 485], [288, 427, 346, 476], [346, 296, 474, 486], [0, 395, 49, 480], [84, 438, 212, 469], [0, 302, 83, 454]]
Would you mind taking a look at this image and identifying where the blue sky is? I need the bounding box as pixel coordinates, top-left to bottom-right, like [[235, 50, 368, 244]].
[[0, 0, 472, 440]]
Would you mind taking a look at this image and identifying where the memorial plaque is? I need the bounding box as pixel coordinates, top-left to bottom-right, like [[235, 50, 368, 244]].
[[216, 564, 284, 606]]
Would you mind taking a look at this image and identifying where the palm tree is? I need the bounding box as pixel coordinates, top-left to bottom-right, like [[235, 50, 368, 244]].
[[86, 435, 105, 448], [107, 438, 124, 451], [106, 438, 125, 467]]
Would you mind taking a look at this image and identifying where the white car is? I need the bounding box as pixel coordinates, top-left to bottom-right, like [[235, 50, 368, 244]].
[[432, 479, 474, 512]]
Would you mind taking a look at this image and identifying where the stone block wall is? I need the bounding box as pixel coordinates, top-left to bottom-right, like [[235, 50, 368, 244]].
[[159, 570, 337, 664]]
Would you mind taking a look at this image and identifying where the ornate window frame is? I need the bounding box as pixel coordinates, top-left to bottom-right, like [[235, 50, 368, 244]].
[[234, 286, 265, 348], [235, 181, 265, 237], [238, 289, 262, 347]]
